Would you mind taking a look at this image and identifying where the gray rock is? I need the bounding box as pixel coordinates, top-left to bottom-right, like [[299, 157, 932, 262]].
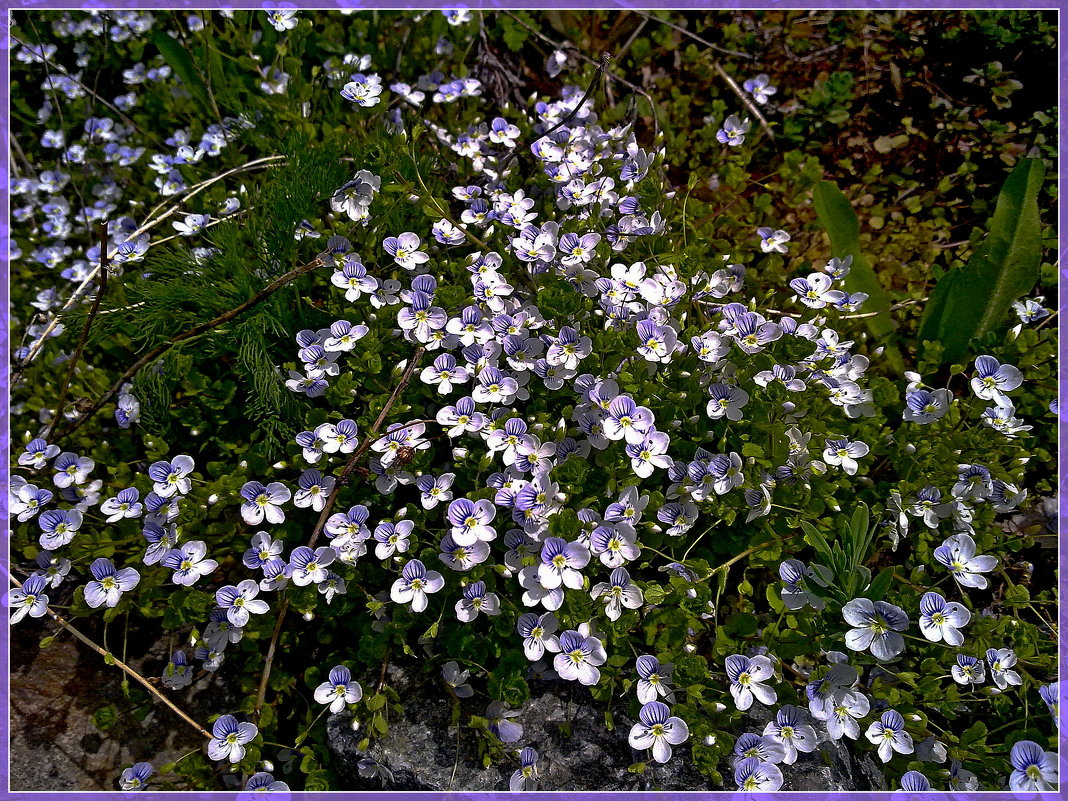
[[325, 663, 885, 791], [10, 621, 233, 791]]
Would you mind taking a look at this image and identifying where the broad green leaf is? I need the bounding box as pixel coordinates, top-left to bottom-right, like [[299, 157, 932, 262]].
[[151, 31, 212, 111], [918, 158, 1045, 364], [812, 181, 903, 372]]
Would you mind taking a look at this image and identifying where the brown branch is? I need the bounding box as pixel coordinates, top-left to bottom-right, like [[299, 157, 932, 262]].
[[41, 225, 110, 440], [52, 254, 326, 445], [9, 577, 212, 740], [253, 347, 426, 723]]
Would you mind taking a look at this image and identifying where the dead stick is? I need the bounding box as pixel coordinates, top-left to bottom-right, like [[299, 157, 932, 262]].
[[10, 577, 212, 740]]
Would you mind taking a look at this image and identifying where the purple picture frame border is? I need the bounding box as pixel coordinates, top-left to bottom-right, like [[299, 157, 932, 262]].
[[0, 2, 1062, 799]]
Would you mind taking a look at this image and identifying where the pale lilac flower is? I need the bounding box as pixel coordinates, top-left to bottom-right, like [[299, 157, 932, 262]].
[[390, 559, 444, 612], [207, 715, 258, 763], [822, 438, 869, 475], [743, 73, 777, 104], [119, 762, 154, 791], [757, 227, 790, 253], [603, 395, 656, 444], [843, 598, 908, 660], [914, 593, 974, 649], [626, 431, 673, 478], [763, 705, 818, 764], [538, 537, 590, 590], [900, 771, 931, 792], [216, 580, 269, 626], [1008, 740, 1058, 791], [706, 383, 750, 421], [590, 524, 640, 568], [100, 488, 142, 522], [293, 470, 335, 512], [85, 558, 140, 608], [289, 546, 336, 586], [951, 654, 985, 686], [726, 654, 777, 710], [486, 701, 523, 743], [734, 758, 783, 791], [510, 746, 539, 791], [446, 498, 497, 546], [384, 232, 429, 270], [314, 665, 363, 713], [865, 709, 913, 763], [986, 648, 1022, 689], [147, 455, 194, 498], [628, 701, 689, 764], [903, 389, 952, 423], [162, 541, 219, 586], [933, 533, 997, 589], [455, 580, 500, 621], [970, 355, 1023, 407], [554, 628, 607, 686], [590, 567, 644, 621], [19, 438, 60, 469], [635, 655, 676, 704], [53, 451, 95, 488], [9, 575, 49, 623], [374, 521, 413, 560], [517, 611, 561, 661], [240, 481, 291, 525]]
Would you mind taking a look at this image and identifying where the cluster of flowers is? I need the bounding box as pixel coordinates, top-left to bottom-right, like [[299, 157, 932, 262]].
[[9, 9, 1056, 794]]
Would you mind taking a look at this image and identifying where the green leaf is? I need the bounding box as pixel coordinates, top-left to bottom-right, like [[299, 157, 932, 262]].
[[812, 181, 903, 372], [864, 568, 895, 601], [151, 31, 212, 111], [93, 705, 118, 731], [918, 158, 1046, 364]]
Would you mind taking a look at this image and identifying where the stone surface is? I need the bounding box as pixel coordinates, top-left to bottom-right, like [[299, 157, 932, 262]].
[[9, 621, 229, 791], [326, 663, 886, 791]]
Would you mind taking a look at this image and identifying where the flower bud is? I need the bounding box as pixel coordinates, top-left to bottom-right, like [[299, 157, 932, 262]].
[[303, 611, 314, 622], [350, 718, 361, 732], [703, 734, 717, 746], [904, 443, 916, 454], [207, 494, 220, 505]]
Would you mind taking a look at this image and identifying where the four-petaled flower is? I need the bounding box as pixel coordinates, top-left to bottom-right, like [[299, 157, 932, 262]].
[[240, 481, 291, 525], [85, 558, 140, 608], [842, 598, 909, 660], [970, 355, 1022, 407], [933, 533, 997, 589], [162, 541, 219, 586], [390, 559, 444, 612], [553, 627, 606, 686], [864, 709, 913, 763], [628, 701, 689, 764], [216, 580, 269, 626], [147, 455, 195, 498], [918, 591, 970, 646], [725, 653, 777, 711], [1008, 740, 1058, 791], [207, 714, 258, 763], [9, 575, 49, 623], [314, 665, 363, 713]]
